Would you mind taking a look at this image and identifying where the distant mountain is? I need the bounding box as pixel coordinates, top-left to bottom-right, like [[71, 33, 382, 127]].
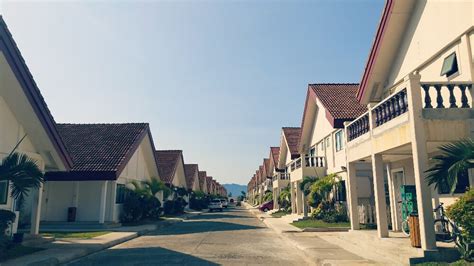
[[223, 183, 247, 197]]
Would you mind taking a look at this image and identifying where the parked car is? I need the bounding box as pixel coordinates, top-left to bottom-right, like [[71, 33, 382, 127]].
[[209, 199, 223, 212], [220, 199, 228, 208], [259, 200, 273, 212]]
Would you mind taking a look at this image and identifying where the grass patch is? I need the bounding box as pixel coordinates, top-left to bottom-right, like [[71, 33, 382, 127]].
[[271, 210, 290, 218], [291, 219, 350, 229], [414, 260, 470, 266], [41, 231, 110, 239], [0, 245, 44, 262]]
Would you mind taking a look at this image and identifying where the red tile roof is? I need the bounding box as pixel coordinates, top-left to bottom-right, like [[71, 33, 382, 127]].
[[309, 84, 367, 121], [45, 123, 150, 181], [270, 147, 280, 170], [184, 164, 198, 190], [282, 127, 301, 157], [263, 158, 270, 177], [198, 171, 207, 191], [155, 150, 183, 184]]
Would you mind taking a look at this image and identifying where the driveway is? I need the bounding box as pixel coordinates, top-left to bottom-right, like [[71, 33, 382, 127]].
[[66, 207, 312, 265]]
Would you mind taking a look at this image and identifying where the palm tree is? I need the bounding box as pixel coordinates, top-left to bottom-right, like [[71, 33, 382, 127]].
[[426, 138, 474, 194], [0, 152, 44, 209], [129, 177, 170, 199]]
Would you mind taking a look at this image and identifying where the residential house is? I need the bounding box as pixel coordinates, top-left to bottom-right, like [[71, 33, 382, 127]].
[[270, 147, 290, 210], [276, 127, 303, 214], [155, 150, 188, 193], [262, 158, 272, 193], [43, 123, 159, 225], [295, 83, 370, 217], [0, 16, 73, 234], [184, 164, 200, 192], [344, 0, 473, 251], [198, 171, 208, 193]]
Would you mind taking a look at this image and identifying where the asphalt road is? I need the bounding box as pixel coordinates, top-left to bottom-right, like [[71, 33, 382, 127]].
[[66, 207, 310, 265]]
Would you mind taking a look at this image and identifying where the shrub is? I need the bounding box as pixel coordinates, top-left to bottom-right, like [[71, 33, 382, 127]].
[[446, 188, 473, 261], [163, 197, 187, 215], [120, 189, 162, 223]]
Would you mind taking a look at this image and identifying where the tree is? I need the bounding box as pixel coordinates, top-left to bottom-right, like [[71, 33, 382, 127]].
[[278, 185, 291, 211], [426, 138, 474, 194], [0, 152, 44, 209]]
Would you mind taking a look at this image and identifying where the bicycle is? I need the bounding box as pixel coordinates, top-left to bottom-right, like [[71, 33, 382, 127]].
[[398, 200, 411, 236], [433, 203, 457, 243]]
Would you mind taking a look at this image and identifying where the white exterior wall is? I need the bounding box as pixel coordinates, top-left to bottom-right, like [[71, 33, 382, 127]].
[[42, 134, 157, 223], [171, 158, 187, 189], [388, 1, 473, 87]]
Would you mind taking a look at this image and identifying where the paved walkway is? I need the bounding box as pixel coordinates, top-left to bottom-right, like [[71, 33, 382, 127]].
[[66, 207, 312, 265]]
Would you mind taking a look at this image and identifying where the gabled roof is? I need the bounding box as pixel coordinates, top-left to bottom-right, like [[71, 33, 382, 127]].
[[206, 176, 213, 192], [282, 127, 301, 157], [263, 158, 270, 178], [0, 16, 72, 169], [45, 123, 152, 181], [356, 0, 416, 103], [306, 84, 367, 128], [198, 171, 207, 190], [270, 147, 280, 169], [155, 150, 183, 184], [184, 164, 198, 190]]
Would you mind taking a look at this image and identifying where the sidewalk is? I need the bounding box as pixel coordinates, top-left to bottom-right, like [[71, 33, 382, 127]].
[[2, 211, 203, 266], [245, 203, 378, 265]]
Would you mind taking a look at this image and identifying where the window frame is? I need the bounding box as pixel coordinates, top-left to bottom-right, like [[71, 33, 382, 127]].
[[115, 183, 128, 204], [0, 180, 9, 205], [335, 130, 344, 152]]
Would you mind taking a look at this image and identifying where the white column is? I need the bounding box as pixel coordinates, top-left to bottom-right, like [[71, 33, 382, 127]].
[[98, 181, 108, 224], [406, 72, 437, 251], [108, 181, 117, 222], [295, 182, 303, 215], [30, 183, 43, 235], [72, 181, 79, 207], [347, 162, 360, 230], [372, 154, 388, 237]]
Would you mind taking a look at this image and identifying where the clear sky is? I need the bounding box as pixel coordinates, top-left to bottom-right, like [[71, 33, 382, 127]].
[[2, 0, 384, 185]]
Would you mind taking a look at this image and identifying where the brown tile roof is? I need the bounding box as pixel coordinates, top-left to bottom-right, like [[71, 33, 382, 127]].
[[155, 150, 183, 184], [309, 83, 367, 121], [270, 147, 280, 169], [184, 164, 198, 190], [263, 158, 270, 177], [45, 123, 150, 181], [206, 176, 213, 192], [198, 171, 207, 190], [282, 127, 301, 157]]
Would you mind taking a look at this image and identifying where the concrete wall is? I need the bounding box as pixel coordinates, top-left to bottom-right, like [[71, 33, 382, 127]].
[[171, 158, 187, 189]]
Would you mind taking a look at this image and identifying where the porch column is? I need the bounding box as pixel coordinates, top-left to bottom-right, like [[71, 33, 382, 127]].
[[406, 72, 437, 251], [98, 181, 108, 224], [72, 181, 79, 208], [347, 162, 360, 230], [295, 182, 302, 215], [290, 182, 295, 213], [108, 181, 117, 222], [372, 154, 388, 237], [30, 183, 43, 235], [386, 164, 399, 231]]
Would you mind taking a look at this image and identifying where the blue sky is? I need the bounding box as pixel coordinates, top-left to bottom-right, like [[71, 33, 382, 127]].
[[2, 0, 384, 185]]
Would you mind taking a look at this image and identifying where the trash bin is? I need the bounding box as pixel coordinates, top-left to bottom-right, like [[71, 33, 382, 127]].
[[67, 207, 77, 222], [408, 213, 421, 248]]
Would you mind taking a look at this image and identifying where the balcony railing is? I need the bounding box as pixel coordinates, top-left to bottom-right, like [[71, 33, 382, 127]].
[[373, 88, 408, 127], [421, 82, 472, 109], [289, 156, 325, 172], [304, 155, 325, 168], [273, 172, 290, 181], [347, 112, 369, 141]]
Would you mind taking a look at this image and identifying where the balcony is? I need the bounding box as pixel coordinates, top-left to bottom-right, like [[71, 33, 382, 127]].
[[345, 80, 472, 162], [289, 155, 327, 182]]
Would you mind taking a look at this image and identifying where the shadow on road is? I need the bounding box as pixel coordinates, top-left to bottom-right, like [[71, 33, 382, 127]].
[[189, 213, 249, 220], [149, 220, 263, 236], [67, 247, 219, 266]]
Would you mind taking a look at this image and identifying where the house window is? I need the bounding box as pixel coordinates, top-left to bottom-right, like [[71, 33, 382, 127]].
[[440, 52, 458, 77], [320, 141, 324, 151], [0, 181, 8, 205], [438, 169, 470, 194], [115, 184, 128, 204], [335, 131, 344, 152], [325, 137, 330, 148]]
